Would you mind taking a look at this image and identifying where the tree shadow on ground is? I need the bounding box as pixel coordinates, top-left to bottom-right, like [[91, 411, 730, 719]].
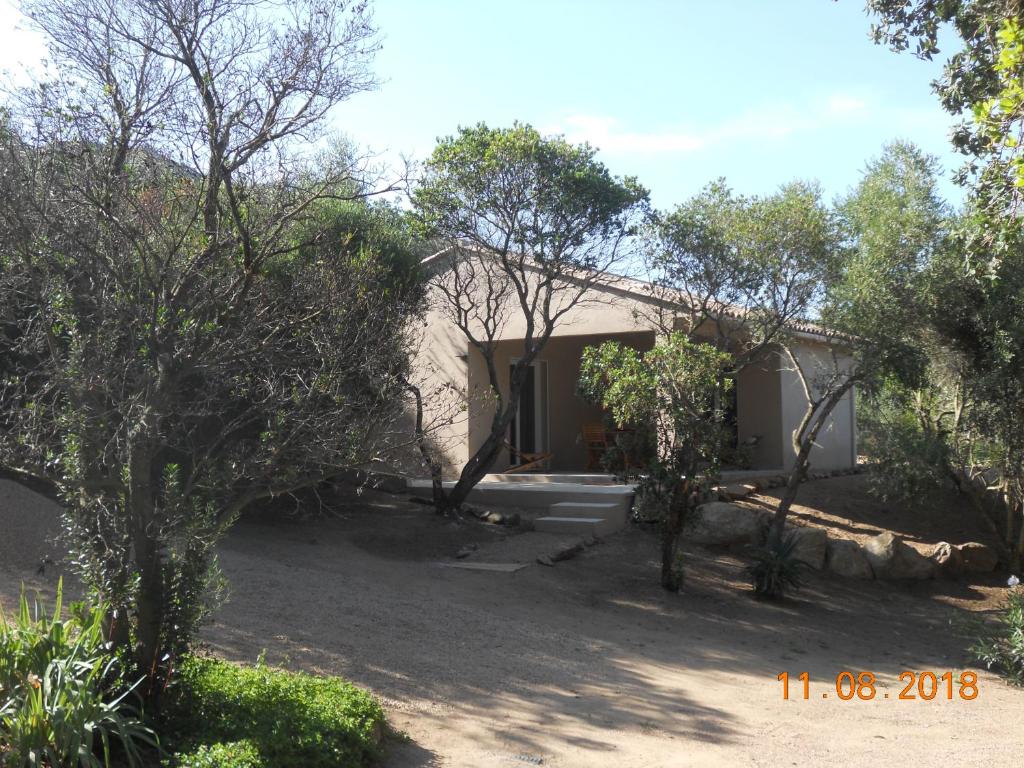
[[201, 497, 1017, 766]]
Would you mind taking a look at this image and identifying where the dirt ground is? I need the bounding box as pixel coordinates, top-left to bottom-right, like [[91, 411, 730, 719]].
[[2, 475, 1023, 768]]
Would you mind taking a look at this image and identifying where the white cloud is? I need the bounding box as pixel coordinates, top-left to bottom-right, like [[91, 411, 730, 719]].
[[548, 114, 706, 153], [544, 93, 874, 156], [826, 95, 868, 115]]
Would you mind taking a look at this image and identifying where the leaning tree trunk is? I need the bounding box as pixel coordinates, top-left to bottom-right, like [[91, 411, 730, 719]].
[[768, 385, 852, 546], [440, 406, 520, 512], [434, 356, 534, 514]]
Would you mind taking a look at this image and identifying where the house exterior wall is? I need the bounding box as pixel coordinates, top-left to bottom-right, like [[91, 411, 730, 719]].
[[779, 341, 857, 471], [410, 260, 857, 477], [409, 303, 473, 474], [736, 350, 784, 469]]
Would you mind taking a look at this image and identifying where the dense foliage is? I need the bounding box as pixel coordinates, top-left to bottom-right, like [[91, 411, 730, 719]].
[[868, 0, 1024, 212], [0, 0, 422, 690], [868, 3, 1024, 567], [161, 657, 385, 768], [649, 179, 837, 358]]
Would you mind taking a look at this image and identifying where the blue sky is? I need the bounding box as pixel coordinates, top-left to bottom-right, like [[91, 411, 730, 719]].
[[0, 0, 963, 209]]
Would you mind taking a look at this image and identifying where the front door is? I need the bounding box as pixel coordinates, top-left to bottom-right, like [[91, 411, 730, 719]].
[[509, 360, 549, 458]]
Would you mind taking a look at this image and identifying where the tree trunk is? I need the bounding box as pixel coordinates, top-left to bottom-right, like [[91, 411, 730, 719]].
[[127, 439, 165, 700], [768, 444, 811, 546], [948, 467, 1013, 566], [1012, 496, 1024, 573], [435, 354, 534, 513], [133, 534, 165, 693], [1004, 480, 1015, 550], [441, 411, 517, 512], [768, 386, 851, 546], [660, 479, 689, 592], [405, 379, 445, 508]]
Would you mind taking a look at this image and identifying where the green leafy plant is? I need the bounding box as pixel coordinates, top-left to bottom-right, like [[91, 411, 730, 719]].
[[746, 533, 807, 600], [161, 657, 385, 768], [165, 740, 262, 768], [579, 334, 730, 591], [0, 580, 157, 766], [968, 583, 1024, 686]]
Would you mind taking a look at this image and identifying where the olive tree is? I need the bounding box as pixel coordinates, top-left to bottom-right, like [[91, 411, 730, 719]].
[[646, 180, 836, 371], [766, 142, 944, 543], [0, 0, 419, 693], [411, 122, 650, 513], [579, 334, 730, 591], [644, 181, 841, 545]]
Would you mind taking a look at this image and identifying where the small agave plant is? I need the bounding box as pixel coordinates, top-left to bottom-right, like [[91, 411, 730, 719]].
[[746, 532, 807, 600]]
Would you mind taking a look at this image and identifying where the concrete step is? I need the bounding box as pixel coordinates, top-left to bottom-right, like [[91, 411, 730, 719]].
[[534, 516, 621, 537], [549, 501, 629, 525], [482, 473, 619, 486], [406, 478, 635, 512]]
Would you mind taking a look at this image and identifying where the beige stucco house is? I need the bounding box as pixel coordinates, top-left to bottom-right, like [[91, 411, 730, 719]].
[[413, 250, 857, 478]]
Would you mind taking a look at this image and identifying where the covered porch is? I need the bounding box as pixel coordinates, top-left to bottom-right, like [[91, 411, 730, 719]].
[[466, 332, 788, 474]]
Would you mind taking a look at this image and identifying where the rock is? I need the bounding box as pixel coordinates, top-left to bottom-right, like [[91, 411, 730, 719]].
[[717, 483, 757, 501], [958, 542, 999, 573], [826, 539, 874, 579], [550, 541, 585, 562], [930, 541, 965, 578], [536, 555, 554, 567], [785, 526, 828, 569], [686, 502, 768, 547], [862, 532, 935, 580], [455, 544, 478, 560]]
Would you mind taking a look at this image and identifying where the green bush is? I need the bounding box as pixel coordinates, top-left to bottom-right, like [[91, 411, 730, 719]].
[[162, 657, 385, 768], [858, 387, 953, 509], [0, 580, 157, 767], [968, 584, 1024, 685], [165, 740, 262, 768], [746, 533, 807, 600]]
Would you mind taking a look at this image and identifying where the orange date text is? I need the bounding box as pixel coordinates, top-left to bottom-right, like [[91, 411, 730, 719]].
[[776, 671, 979, 701]]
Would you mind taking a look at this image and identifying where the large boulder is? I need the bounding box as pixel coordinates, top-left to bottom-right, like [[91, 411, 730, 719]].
[[826, 539, 874, 579], [686, 502, 768, 547], [785, 525, 828, 570], [958, 542, 999, 573], [862, 532, 935, 580], [930, 541, 965, 578]]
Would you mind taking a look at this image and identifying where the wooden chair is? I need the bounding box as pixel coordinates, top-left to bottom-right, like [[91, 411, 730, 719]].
[[503, 440, 553, 473], [582, 423, 609, 471]]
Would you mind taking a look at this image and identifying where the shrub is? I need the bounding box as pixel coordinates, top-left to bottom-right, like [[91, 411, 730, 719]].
[[968, 584, 1024, 685], [161, 657, 385, 768], [0, 581, 157, 767], [165, 740, 262, 768], [858, 388, 952, 509], [746, 533, 807, 600]]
